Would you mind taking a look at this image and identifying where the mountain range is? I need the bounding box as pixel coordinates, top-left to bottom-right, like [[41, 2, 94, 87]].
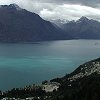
[[49, 19, 69, 27], [0, 4, 100, 42], [60, 17, 100, 39], [0, 4, 71, 43]]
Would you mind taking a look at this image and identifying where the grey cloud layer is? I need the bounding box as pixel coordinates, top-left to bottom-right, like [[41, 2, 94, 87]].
[[1, 0, 100, 8], [0, 0, 100, 21], [31, 0, 100, 7]]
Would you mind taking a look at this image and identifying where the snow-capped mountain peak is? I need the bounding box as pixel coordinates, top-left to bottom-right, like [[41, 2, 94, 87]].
[[9, 4, 22, 11], [77, 16, 90, 23]]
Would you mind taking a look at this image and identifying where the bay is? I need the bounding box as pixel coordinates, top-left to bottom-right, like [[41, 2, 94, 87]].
[[0, 40, 100, 90]]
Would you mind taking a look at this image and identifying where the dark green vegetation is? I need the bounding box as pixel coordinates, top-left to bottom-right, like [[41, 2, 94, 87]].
[[1, 58, 100, 100], [50, 58, 100, 100], [50, 73, 100, 100], [0, 85, 46, 99]]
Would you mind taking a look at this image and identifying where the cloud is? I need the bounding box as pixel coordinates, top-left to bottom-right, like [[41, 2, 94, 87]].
[[36, 0, 100, 8], [39, 4, 100, 21], [0, 0, 100, 21], [40, 9, 56, 17]]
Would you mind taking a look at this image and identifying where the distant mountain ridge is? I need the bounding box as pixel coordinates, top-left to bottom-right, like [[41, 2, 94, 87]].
[[60, 16, 100, 39], [50, 19, 69, 27], [0, 4, 71, 43]]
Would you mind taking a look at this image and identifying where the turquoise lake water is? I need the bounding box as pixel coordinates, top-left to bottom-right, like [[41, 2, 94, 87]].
[[0, 40, 100, 90]]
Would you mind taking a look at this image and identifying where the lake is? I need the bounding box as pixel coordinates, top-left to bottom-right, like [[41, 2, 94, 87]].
[[0, 40, 100, 91]]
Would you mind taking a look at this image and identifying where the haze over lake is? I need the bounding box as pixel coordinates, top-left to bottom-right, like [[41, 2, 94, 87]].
[[0, 40, 100, 91]]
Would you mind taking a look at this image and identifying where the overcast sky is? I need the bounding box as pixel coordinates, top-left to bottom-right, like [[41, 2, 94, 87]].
[[0, 0, 100, 21]]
